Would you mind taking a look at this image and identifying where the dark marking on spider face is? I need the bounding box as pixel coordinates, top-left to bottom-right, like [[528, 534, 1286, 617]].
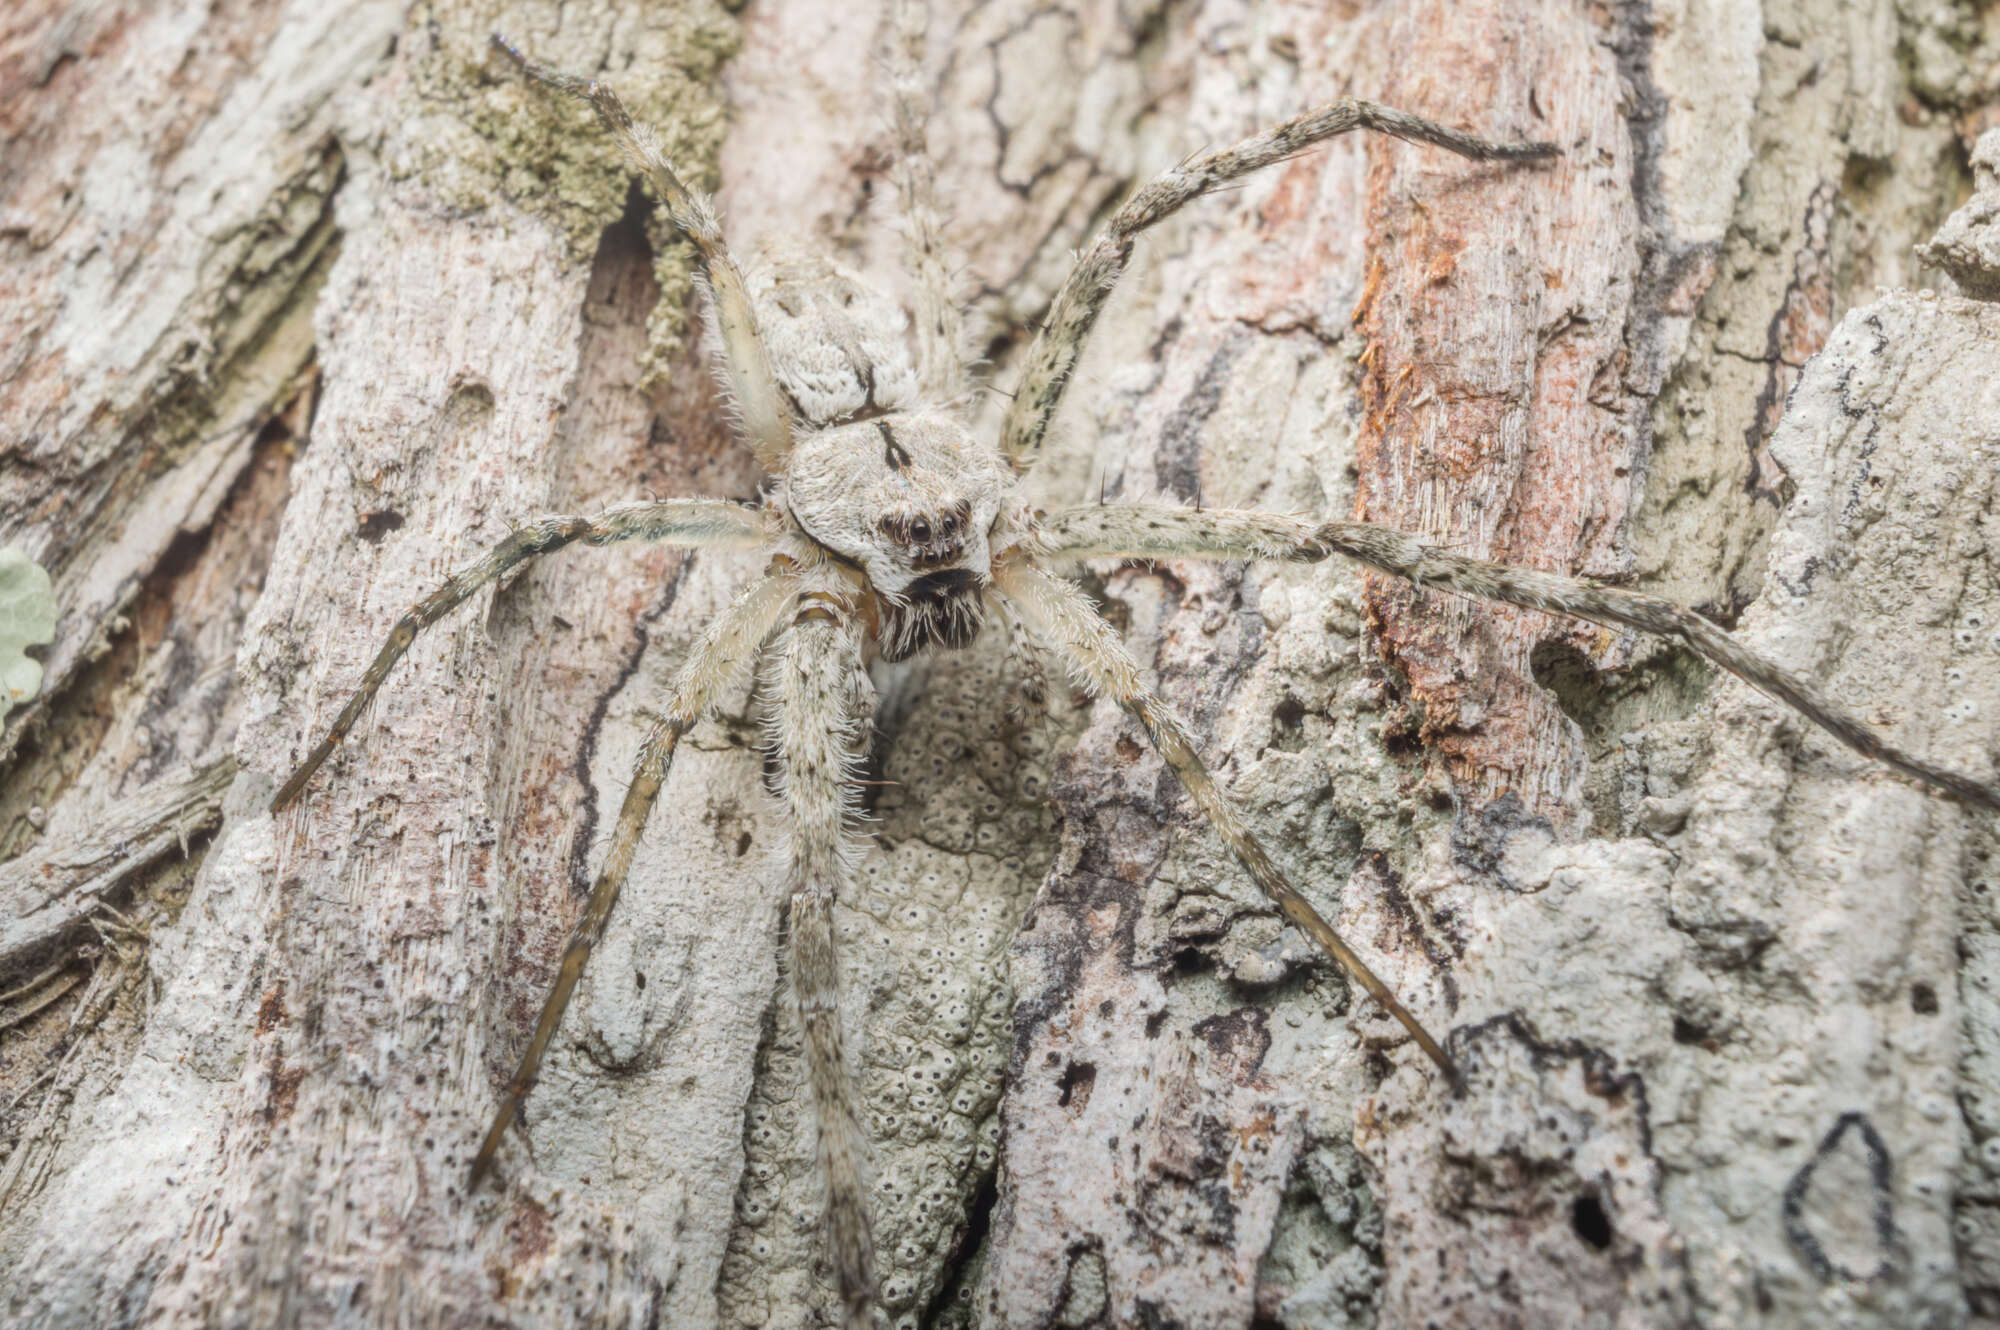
[[877, 420, 912, 471]]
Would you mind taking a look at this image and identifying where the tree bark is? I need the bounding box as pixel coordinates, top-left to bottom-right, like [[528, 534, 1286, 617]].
[[3, 2, 1998, 1328]]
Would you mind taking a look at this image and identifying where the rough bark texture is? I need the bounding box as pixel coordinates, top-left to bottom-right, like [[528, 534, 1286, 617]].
[[3, 2, 1999, 1329]]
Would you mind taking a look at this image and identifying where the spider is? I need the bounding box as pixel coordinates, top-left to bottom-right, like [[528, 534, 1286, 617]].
[[264, 17, 2000, 1328]]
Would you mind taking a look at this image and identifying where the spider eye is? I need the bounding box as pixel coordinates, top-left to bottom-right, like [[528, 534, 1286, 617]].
[[910, 517, 932, 544]]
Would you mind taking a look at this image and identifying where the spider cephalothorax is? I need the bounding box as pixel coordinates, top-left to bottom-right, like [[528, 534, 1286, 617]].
[[264, 18, 2000, 1330], [784, 412, 1009, 660]]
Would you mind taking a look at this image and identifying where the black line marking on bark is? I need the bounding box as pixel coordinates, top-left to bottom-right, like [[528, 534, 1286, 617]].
[[1449, 792, 1558, 894], [1359, 850, 1461, 1009], [1740, 181, 1835, 506], [1607, 0, 1725, 502], [1154, 332, 1248, 505], [566, 558, 691, 898], [1782, 1111, 1897, 1284], [1448, 1011, 1655, 1155]]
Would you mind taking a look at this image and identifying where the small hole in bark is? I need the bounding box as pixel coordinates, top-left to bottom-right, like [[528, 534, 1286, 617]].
[[1912, 983, 1939, 1015], [1380, 719, 1422, 760], [1672, 1015, 1711, 1047], [1271, 695, 1308, 751], [1572, 1194, 1613, 1250], [1532, 641, 1613, 737], [358, 510, 406, 543], [1057, 1061, 1096, 1112], [1171, 947, 1207, 977]]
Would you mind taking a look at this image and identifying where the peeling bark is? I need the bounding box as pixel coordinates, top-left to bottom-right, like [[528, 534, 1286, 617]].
[[4, 2, 1999, 1329]]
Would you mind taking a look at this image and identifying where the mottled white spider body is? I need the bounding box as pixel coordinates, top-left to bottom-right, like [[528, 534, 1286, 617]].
[[784, 413, 1011, 660], [750, 242, 923, 426], [264, 14, 2000, 1329]]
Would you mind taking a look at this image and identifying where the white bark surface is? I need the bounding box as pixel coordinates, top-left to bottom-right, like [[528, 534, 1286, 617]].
[[3, 2, 1999, 1328]]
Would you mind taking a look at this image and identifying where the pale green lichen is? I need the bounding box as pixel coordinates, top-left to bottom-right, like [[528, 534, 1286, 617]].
[[391, 1, 741, 385], [0, 548, 57, 723]]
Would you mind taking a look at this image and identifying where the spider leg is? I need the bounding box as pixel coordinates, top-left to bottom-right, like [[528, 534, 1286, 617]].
[[1031, 503, 2000, 812], [992, 556, 1459, 1083], [775, 572, 878, 1326], [468, 571, 795, 1190], [887, 0, 964, 401], [492, 36, 795, 472], [270, 500, 767, 812], [993, 592, 1052, 726], [998, 104, 1557, 473]]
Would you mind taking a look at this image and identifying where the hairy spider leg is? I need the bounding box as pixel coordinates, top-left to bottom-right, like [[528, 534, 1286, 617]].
[[776, 572, 879, 1327], [888, 0, 964, 402], [1032, 503, 2000, 812], [994, 593, 1053, 727], [992, 557, 1460, 1083], [269, 501, 767, 812], [492, 36, 796, 472], [998, 103, 1559, 473], [468, 571, 796, 1189]]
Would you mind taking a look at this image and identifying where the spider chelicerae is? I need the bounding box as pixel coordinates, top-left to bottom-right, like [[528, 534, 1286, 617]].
[[264, 16, 2000, 1328]]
